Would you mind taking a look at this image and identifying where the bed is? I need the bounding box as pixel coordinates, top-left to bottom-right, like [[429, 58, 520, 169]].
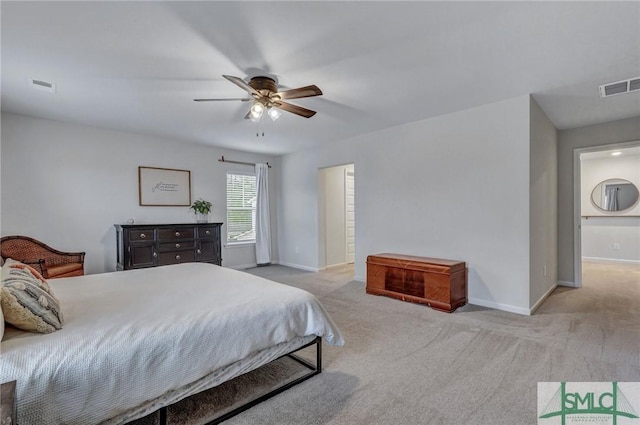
[[0, 262, 344, 424]]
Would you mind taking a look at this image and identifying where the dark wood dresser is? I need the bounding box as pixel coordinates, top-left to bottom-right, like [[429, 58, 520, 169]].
[[115, 223, 222, 270], [366, 253, 467, 312]]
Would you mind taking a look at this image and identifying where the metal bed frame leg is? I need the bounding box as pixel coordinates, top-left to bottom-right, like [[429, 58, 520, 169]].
[[159, 406, 167, 425]]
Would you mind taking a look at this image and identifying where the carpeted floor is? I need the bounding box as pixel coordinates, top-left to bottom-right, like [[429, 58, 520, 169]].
[[131, 261, 640, 425]]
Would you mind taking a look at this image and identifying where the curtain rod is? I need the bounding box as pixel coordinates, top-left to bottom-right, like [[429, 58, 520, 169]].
[[218, 155, 271, 168]]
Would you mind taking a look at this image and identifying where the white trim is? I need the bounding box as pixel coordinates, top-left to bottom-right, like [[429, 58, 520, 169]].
[[467, 297, 531, 316], [573, 148, 583, 288], [277, 261, 321, 272], [354, 274, 365, 282], [225, 263, 258, 270], [582, 256, 640, 265], [529, 282, 558, 314], [558, 280, 576, 287], [224, 242, 255, 249]]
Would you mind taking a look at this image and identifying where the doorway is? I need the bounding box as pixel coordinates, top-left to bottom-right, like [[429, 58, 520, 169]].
[[318, 163, 355, 271], [575, 143, 640, 288]]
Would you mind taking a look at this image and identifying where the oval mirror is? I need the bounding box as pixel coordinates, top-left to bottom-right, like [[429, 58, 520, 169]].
[[591, 178, 640, 212]]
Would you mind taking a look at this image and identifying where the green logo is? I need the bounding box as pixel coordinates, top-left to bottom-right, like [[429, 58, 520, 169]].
[[538, 382, 639, 425]]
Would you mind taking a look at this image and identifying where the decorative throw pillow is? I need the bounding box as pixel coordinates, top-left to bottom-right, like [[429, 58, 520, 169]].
[[1, 259, 64, 333], [0, 300, 4, 341]]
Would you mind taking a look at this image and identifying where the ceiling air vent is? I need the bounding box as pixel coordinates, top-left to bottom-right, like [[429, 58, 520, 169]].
[[599, 77, 640, 98], [30, 78, 56, 93]]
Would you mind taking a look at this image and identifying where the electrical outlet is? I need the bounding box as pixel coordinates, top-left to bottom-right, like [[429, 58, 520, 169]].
[[613, 243, 620, 250]]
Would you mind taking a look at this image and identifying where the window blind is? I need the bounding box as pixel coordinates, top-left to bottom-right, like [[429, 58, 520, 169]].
[[226, 173, 257, 242]]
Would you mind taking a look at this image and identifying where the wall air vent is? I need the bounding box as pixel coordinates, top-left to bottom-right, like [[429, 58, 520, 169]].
[[30, 78, 56, 93], [599, 77, 640, 98]]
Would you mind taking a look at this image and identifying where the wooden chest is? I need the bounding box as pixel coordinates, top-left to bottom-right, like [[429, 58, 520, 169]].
[[366, 253, 467, 313]]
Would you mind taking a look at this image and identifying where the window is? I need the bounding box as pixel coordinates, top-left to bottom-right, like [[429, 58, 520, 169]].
[[226, 173, 257, 243]]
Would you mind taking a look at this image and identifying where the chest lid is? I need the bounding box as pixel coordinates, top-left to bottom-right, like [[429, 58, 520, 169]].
[[367, 253, 466, 274]]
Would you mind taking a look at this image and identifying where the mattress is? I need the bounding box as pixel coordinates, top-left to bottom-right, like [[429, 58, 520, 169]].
[[0, 263, 343, 424]]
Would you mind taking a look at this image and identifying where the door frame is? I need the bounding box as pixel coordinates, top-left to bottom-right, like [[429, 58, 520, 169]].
[[317, 163, 355, 270], [573, 140, 640, 288]]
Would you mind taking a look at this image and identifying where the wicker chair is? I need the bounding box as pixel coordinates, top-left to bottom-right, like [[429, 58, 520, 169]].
[[1, 235, 85, 279]]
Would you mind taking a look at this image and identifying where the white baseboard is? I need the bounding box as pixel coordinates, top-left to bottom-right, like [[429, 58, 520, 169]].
[[529, 282, 558, 315], [558, 280, 576, 287], [354, 275, 365, 282], [467, 297, 531, 316], [325, 262, 348, 269], [582, 256, 640, 265], [226, 263, 257, 270], [278, 261, 321, 272]]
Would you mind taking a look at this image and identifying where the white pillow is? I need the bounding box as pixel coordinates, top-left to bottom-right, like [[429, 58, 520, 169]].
[[1, 259, 63, 333]]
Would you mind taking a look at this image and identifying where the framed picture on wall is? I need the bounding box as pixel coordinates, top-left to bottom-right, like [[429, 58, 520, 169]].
[[138, 166, 191, 206]]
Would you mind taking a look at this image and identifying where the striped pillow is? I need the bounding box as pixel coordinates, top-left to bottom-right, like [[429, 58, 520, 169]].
[[1, 259, 64, 333]]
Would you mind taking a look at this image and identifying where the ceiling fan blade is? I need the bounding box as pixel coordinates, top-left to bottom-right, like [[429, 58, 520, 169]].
[[273, 101, 317, 118], [194, 98, 251, 102], [244, 110, 252, 120], [272, 85, 322, 100], [223, 75, 261, 97]]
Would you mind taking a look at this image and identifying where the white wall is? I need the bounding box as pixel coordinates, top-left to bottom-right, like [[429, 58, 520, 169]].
[[278, 95, 534, 314], [1, 112, 280, 273], [557, 117, 640, 285], [580, 153, 640, 263], [529, 97, 558, 310]]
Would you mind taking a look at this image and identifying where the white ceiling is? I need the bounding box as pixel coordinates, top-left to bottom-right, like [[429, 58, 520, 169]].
[[2, 1, 639, 155]]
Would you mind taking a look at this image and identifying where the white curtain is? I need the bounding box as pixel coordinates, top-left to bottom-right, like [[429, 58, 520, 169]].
[[254, 163, 271, 265], [604, 186, 618, 211]]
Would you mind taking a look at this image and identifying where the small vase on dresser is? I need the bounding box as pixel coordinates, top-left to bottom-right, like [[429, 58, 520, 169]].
[[196, 213, 209, 223]]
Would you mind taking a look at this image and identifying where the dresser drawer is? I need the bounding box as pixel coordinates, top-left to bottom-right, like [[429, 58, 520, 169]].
[[159, 241, 195, 252], [158, 250, 195, 265], [198, 226, 218, 239], [158, 228, 195, 240], [129, 229, 156, 241]]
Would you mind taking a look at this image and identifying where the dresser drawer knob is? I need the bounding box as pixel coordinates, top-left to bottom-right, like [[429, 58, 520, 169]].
[[175, 255, 181, 260], [197, 249, 202, 254], [153, 252, 158, 258], [140, 233, 146, 239], [175, 243, 181, 248], [205, 230, 211, 235], [175, 231, 181, 237]]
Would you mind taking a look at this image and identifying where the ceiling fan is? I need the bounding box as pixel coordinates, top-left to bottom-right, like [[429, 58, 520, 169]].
[[194, 75, 322, 120]]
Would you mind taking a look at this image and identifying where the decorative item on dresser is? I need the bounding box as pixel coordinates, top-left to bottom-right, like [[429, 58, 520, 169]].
[[366, 253, 467, 313], [115, 223, 222, 270]]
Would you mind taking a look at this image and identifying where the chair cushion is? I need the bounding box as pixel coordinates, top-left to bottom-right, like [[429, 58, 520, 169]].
[[46, 262, 83, 278], [1, 259, 64, 333]]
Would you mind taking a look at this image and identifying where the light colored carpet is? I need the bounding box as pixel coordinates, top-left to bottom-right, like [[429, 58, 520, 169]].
[[131, 261, 640, 425]]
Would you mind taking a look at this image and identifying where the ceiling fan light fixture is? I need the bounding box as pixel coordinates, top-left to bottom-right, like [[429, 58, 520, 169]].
[[250, 101, 264, 119], [268, 106, 282, 121]]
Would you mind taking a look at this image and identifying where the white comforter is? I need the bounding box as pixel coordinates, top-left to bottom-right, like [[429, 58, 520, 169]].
[[0, 263, 343, 424]]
